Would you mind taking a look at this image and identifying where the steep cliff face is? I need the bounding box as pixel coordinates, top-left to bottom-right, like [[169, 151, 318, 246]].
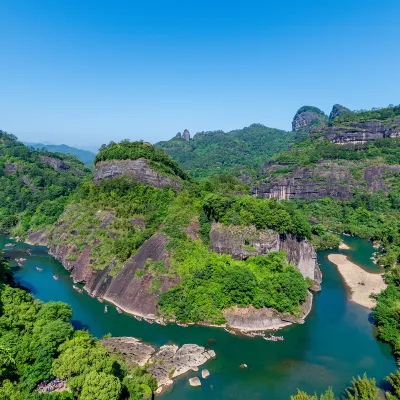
[[94, 158, 181, 190], [254, 161, 400, 201], [39, 155, 83, 176], [223, 292, 313, 331], [46, 231, 178, 318], [209, 223, 321, 291], [319, 120, 400, 144], [292, 106, 328, 132]]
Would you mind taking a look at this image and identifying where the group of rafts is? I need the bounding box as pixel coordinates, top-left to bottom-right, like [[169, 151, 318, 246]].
[[224, 328, 284, 341], [10, 246, 283, 339]]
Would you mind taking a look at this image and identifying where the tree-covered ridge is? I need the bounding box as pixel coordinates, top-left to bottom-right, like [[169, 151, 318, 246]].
[[156, 124, 296, 178], [95, 140, 190, 180], [294, 106, 327, 118], [0, 131, 90, 236], [0, 257, 156, 400], [270, 138, 400, 167], [331, 104, 400, 124]]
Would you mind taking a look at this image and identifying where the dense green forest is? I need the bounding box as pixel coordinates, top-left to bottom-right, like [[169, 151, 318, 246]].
[[0, 256, 156, 399], [26, 143, 96, 166], [156, 124, 296, 178], [331, 104, 400, 124], [0, 131, 90, 237]]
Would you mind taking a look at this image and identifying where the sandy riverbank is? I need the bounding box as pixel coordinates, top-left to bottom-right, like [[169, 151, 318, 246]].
[[327, 254, 386, 309]]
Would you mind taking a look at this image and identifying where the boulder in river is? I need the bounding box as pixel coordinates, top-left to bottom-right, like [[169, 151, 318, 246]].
[[189, 377, 201, 386], [102, 337, 215, 392], [202, 369, 210, 379]]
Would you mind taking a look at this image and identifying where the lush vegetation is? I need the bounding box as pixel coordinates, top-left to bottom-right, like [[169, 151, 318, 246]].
[[271, 137, 400, 167], [290, 374, 380, 399], [27, 143, 96, 167], [0, 256, 156, 399], [332, 104, 400, 124], [0, 131, 89, 237], [96, 140, 189, 180], [157, 124, 296, 178]]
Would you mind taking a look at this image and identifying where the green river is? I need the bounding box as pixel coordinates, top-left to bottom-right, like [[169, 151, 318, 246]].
[[2, 235, 395, 399]]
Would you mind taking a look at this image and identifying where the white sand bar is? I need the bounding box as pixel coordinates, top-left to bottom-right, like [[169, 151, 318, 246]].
[[328, 254, 386, 309]]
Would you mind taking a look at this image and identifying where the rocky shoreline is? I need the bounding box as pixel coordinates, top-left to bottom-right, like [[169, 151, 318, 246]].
[[102, 337, 216, 394], [23, 232, 318, 333]]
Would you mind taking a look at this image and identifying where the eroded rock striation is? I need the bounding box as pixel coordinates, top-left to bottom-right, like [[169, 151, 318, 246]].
[[224, 291, 313, 331], [94, 158, 181, 190], [209, 223, 321, 290], [102, 337, 216, 392], [319, 120, 400, 144], [253, 161, 400, 201], [39, 155, 83, 176]]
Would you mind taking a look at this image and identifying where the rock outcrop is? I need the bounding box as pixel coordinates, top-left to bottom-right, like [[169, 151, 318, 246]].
[[4, 163, 19, 174], [224, 291, 313, 331], [94, 158, 181, 190], [182, 129, 191, 141], [321, 120, 400, 144], [48, 232, 178, 318], [292, 106, 328, 132], [102, 337, 216, 393], [175, 132, 182, 139], [39, 155, 82, 176], [329, 104, 351, 121], [209, 223, 321, 290], [254, 161, 400, 201]]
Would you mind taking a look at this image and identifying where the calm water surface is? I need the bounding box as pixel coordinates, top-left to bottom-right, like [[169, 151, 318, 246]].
[[3, 235, 395, 399]]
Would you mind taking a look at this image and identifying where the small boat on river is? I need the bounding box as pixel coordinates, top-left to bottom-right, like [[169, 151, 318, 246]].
[[72, 285, 83, 294], [224, 328, 236, 335], [5, 243, 15, 247], [144, 318, 154, 324], [97, 297, 104, 303], [264, 334, 284, 342], [176, 322, 188, 327], [53, 275, 59, 280], [104, 305, 108, 313], [36, 267, 43, 272], [18, 263, 23, 267], [134, 315, 142, 321], [116, 307, 123, 314]]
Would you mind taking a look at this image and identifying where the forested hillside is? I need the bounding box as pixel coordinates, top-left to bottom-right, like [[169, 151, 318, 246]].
[[0, 256, 156, 399], [43, 141, 316, 325], [26, 143, 96, 166], [156, 124, 296, 178], [0, 131, 90, 237]]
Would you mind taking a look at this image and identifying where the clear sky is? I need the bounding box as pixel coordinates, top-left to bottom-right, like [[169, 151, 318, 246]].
[[1, 0, 400, 149]]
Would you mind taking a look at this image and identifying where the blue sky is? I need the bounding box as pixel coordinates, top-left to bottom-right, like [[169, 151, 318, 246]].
[[1, 0, 400, 148]]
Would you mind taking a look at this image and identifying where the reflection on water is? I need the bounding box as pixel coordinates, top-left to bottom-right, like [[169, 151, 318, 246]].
[[2, 235, 396, 400]]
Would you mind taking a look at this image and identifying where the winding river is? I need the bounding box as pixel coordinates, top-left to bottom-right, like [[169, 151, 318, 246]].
[[3, 235, 395, 399]]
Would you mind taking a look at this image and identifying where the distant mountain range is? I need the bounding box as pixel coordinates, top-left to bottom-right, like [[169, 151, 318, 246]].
[[24, 142, 96, 166]]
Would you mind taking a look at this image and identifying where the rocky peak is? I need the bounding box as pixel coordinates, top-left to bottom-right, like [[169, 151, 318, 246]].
[[175, 132, 182, 139], [329, 104, 351, 121], [182, 129, 190, 141], [292, 106, 328, 132]]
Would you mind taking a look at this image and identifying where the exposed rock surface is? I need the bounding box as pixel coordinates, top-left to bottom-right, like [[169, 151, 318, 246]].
[[320, 120, 400, 144], [224, 292, 313, 331], [102, 337, 215, 392], [39, 155, 82, 176], [254, 161, 400, 201], [94, 158, 181, 190], [21, 175, 38, 192], [209, 223, 321, 290], [292, 107, 327, 132], [4, 163, 19, 174], [329, 104, 351, 121], [26, 229, 48, 246], [175, 132, 182, 139], [48, 229, 178, 318], [189, 377, 201, 386], [202, 369, 210, 379], [182, 129, 191, 141]]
